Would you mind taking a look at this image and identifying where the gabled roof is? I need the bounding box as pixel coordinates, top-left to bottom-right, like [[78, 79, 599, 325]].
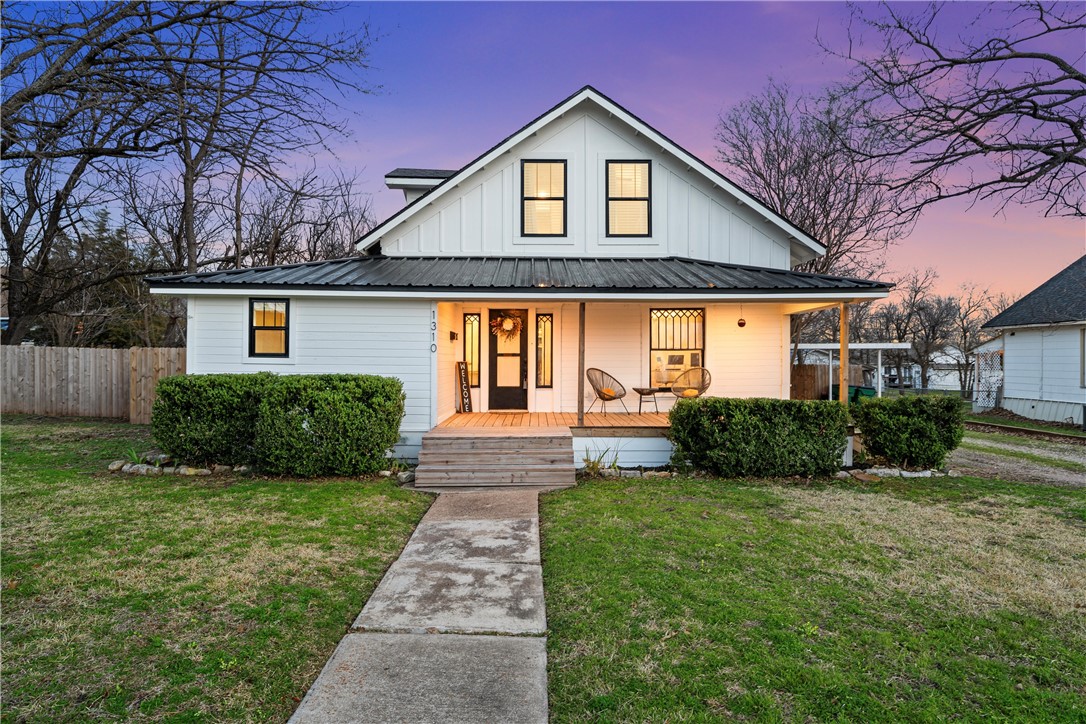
[[983, 254, 1086, 328], [148, 256, 888, 296], [357, 86, 826, 258]]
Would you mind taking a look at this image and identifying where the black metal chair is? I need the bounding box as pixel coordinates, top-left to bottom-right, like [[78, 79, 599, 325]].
[[586, 368, 630, 413], [671, 367, 712, 399]]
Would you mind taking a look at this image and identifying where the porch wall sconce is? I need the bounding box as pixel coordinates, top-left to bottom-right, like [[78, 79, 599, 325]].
[[450, 331, 458, 341], [737, 304, 746, 328]]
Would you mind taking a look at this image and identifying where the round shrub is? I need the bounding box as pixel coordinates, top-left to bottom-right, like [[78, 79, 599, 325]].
[[254, 374, 405, 477], [668, 397, 848, 477], [852, 395, 964, 469], [152, 373, 276, 465]]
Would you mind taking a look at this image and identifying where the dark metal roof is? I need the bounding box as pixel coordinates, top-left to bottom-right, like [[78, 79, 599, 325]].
[[385, 168, 458, 179], [983, 254, 1086, 328], [147, 256, 891, 295]]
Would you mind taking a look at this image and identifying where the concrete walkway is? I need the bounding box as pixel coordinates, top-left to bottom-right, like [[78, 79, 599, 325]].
[[290, 490, 548, 723]]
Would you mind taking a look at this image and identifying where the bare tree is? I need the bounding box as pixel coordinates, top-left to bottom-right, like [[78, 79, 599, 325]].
[[911, 295, 958, 390], [716, 80, 919, 278], [867, 268, 939, 387], [1, 1, 374, 344], [946, 283, 999, 397], [829, 2, 1086, 217]]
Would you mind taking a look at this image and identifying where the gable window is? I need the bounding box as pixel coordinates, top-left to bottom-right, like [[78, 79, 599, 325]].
[[607, 161, 651, 236], [249, 299, 289, 357], [464, 313, 481, 387], [536, 313, 553, 388], [649, 308, 704, 388], [522, 160, 566, 236]]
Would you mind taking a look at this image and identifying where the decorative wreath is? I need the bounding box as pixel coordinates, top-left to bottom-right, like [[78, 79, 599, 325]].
[[489, 312, 523, 341]]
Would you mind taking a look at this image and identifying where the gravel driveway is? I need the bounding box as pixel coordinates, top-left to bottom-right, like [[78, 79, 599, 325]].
[[950, 432, 1086, 488]]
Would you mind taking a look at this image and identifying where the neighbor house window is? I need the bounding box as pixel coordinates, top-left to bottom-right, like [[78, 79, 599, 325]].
[[536, 313, 553, 388], [649, 308, 704, 388], [249, 299, 289, 357], [522, 160, 566, 236], [464, 313, 480, 387], [607, 161, 651, 236]]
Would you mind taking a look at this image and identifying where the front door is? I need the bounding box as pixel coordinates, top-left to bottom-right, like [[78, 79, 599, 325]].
[[488, 309, 528, 410]]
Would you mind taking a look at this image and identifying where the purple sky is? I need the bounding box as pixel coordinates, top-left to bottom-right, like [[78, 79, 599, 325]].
[[319, 1, 1084, 298]]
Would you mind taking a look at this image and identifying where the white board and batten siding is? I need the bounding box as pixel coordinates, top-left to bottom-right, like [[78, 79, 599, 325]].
[[187, 296, 436, 460], [1001, 325, 1086, 425], [374, 106, 793, 268]]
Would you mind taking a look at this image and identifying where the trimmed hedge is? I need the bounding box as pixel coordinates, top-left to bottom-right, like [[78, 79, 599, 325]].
[[151, 373, 404, 475], [668, 397, 848, 477], [852, 395, 964, 469], [152, 373, 276, 465], [254, 375, 405, 477]]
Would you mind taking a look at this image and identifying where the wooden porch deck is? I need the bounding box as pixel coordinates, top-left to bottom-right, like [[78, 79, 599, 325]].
[[436, 411, 669, 430]]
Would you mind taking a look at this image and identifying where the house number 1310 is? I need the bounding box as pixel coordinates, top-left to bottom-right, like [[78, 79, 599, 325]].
[[430, 311, 437, 353]]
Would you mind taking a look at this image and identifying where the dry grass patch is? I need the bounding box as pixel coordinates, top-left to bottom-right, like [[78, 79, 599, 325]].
[[777, 487, 1086, 620]]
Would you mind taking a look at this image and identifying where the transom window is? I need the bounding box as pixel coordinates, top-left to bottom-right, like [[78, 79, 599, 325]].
[[607, 161, 651, 236], [522, 160, 566, 236], [649, 308, 704, 388], [249, 299, 289, 357]]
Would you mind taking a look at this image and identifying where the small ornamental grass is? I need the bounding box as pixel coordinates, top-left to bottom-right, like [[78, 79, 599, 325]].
[[853, 395, 964, 469], [152, 373, 405, 475], [668, 397, 847, 477]]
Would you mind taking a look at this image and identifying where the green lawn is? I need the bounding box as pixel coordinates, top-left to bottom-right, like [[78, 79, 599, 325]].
[[1, 416, 432, 722], [541, 475, 1086, 722]]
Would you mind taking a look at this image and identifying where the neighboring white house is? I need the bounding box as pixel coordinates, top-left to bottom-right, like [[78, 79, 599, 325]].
[[980, 255, 1086, 426], [148, 86, 891, 466]]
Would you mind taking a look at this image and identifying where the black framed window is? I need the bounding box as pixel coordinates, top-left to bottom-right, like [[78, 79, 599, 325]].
[[464, 313, 480, 387], [536, 313, 553, 388], [649, 308, 704, 387], [522, 160, 566, 236], [249, 299, 289, 357], [607, 160, 651, 236]]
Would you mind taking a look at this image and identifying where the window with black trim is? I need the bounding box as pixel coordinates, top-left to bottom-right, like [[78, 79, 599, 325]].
[[522, 160, 566, 236], [607, 160, 651, 236], [249, 299, 289, 357], [649, 308, 704, 387], [536, 313, 553, 388], [464, 313, 480, 387]]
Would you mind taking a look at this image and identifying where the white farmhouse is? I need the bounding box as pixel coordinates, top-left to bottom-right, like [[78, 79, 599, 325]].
[[981, 255, 1086, 426], [148, 87, 891, 482]]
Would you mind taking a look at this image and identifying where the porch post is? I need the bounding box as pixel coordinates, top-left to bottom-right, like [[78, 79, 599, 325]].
[[839, 303, 850, 405], [876, 349, 883, 398], [577, 302, 586, 426]]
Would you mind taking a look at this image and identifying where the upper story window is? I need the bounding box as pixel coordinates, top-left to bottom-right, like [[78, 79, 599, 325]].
[[522, 160, 566, 236], [607, 161, 651, 237], [249, 299, 289, 357]]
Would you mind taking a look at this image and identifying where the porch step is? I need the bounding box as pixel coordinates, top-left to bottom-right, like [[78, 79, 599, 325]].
[[415, 427, 576, 488]]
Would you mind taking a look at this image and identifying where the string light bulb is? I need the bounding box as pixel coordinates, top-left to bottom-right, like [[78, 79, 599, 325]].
[[737, 303, 746, 328]]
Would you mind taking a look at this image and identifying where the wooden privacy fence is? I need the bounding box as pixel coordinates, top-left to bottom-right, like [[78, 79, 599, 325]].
[[791, 363, 866, 400], [1, 346, 185, 424]]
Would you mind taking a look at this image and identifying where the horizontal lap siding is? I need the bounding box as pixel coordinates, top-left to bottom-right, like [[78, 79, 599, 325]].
[[1004, 326, 1085, 404], [189, 296, 433, 458], [558, 302, 788, 414]]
